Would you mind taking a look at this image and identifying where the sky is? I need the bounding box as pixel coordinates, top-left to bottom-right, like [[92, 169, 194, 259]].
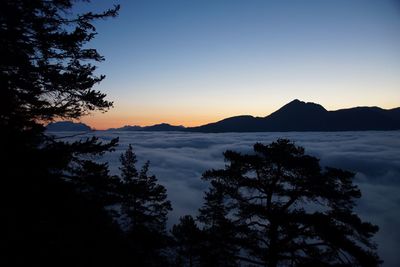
[[78, 0, 400, 129]]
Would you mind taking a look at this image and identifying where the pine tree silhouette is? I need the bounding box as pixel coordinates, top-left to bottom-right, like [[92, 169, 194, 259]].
[[197, 184, 239, 267], [0, 1, 125, 266], [172, 215, 203, 267], [201, 139, 381, 267], [118, 144, 172, 266]]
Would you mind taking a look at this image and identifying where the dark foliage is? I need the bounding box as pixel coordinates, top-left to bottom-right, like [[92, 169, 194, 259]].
[[197, 185, 239, 267], [0, 0, 126, 266], [1, 0, 118, 126], [200, 139, 381, 267], [118, 144, 172, 266], [172, 215, 203, 267]]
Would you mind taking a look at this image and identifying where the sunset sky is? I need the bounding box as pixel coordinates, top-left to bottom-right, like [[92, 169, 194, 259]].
[[79, 0, 400, 129]]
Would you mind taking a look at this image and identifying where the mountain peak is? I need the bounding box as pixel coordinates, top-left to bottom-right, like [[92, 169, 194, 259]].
[[274, 99, 327, 115], [289, 99, 303, 104]]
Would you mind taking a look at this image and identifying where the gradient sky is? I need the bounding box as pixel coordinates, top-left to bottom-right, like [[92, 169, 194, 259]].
[[78, 0, 400, 129]]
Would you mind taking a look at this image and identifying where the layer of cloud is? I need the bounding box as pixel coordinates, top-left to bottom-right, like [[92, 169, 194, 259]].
[[52, 130, 400, 266]]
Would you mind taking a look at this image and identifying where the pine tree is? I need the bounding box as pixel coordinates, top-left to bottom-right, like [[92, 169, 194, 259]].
[[118, 144, 172, 266], [202, 139, 381, 267], [172, 215, 203, 267], [197, 184, 239, 267], [0, 1, 124, 266]]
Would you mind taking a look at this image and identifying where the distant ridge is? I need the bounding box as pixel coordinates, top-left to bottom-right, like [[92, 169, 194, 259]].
[[48, 100, 400, 132], [187, 99, 400, 132], [108, 123, 185, 132], [46, 121, 92, 132]]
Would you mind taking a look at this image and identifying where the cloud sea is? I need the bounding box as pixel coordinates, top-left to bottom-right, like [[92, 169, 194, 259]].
[[50, 130, 400, 266]]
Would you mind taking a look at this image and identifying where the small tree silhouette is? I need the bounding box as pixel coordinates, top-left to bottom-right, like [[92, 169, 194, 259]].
[[197, 184, 239, 267], [201, 139, 381, 267], [172, 215, 203, 267], [118, 144, 172, 266]]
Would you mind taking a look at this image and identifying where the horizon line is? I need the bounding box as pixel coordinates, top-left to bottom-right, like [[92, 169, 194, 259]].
[[77, 99, 400, 130]]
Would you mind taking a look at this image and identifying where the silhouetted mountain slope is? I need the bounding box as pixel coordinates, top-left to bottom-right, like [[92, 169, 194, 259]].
[[327, 107, 400, 131], [103, 100, 400, 132], [46, 121, 92, 131], [109, 125, 142, 131], [187, 100, 400, 132], [188, 115, 265, 132], [382, 107, 400, 122], [261, 99, 329, 131], [110, 123, 185, 132], [142, 123, 185, 131]]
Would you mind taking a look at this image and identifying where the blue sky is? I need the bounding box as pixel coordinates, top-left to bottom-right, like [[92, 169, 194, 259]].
[[79, 0, 400, 129]]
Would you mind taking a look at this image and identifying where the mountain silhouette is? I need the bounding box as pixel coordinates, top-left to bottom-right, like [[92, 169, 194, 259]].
[[187, 115, 265, 132], [109, 123, 185, 132], [264, 99, 328, 130], [188, 99, 400, 132], [46, 121, 92, 131], [49, 100, 400, 132], [140, 123, 185, 131]]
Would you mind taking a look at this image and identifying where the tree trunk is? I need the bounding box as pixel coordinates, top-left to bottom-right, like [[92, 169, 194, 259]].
[[267, 223, 279, 267]]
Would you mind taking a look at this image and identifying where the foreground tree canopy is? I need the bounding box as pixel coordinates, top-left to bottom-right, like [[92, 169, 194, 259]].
[[1, 0, 118, 128], [1, 0, 125, 266], [200, 139, 381, 267]]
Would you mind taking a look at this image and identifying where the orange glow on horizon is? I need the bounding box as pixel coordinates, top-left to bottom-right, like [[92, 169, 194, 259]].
[[80, 103, 277, 130], [81, 113, 236, 130], [80, 100, 400, 130]]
